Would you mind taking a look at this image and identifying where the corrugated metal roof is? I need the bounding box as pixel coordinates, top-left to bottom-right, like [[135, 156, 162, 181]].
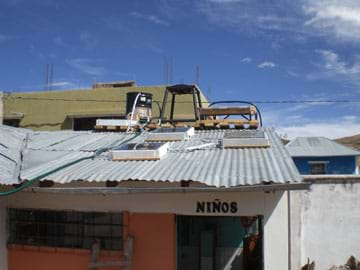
[[17, 128, 302, 187], [0, 125, 29, 184], [286, 137, 360, 157], [27, 131, 139, 152]]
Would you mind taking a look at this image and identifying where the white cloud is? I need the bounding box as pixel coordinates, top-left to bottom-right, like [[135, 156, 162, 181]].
[[304, 0, 360, 42], [260, 101, 360, 139], [287, 71, 300, 77], [207, 0, 245, 3], [278, 121, 360, 139], [257, 61, 276, 68], [195, 0, 360, 43], [51, 81, 77, 88], [241, 57, 252, 63], [66, 58, 106, 76], [130, 12, 170, 26], [307, 49, 360, 86], [318, 50, 360, 75], [262, 101, 360, 139], [147, 15, 169, 26], [54, 36, 67, 47], [196, 0, 304, 35], [80, 31, 98, 49], [14, 79, 89, 91]]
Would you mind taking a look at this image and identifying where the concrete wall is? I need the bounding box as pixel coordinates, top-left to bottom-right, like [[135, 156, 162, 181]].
[[5, 190, 289, 270], [293, 156, 358, 175], [300, 178, 360, 269], [0, 198, 7, 270], [3, 86, 207, 131]]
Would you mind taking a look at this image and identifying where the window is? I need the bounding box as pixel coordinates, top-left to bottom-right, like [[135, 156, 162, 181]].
[[310, 162, 328, 175], [7, 209, 123, 250], [3, 119, 20, 127]]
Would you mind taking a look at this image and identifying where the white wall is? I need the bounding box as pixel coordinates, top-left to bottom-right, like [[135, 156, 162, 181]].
[[263, 190, 289, 270], [301, 180, 360, 269], [6, 190, 289, 270], [289, 190, 303, 270], [0, 198, 7, 270]]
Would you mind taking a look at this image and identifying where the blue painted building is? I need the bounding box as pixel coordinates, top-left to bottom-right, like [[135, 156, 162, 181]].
[[286, 137, 360, 175]]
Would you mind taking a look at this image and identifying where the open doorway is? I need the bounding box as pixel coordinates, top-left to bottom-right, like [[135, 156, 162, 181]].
[[177, 215, 263, 270]]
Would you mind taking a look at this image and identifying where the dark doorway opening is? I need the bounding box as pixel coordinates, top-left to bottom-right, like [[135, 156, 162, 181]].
[[3, 119, 20, 127], [72, 116, 124, 131], [177, 215, 263, 270]]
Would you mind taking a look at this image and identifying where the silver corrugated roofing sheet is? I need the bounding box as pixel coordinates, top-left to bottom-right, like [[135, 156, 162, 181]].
[[18, 128, 302, 187], [27, 131, 140, 152], [286, 137, 360, 157], [0, 125, 29, 184]]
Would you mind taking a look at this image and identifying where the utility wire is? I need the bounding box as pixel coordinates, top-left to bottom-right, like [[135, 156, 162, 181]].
[[2, 96, 360, 104]]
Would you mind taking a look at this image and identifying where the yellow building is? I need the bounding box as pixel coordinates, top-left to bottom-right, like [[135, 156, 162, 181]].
[[2, 84, 207, 131]]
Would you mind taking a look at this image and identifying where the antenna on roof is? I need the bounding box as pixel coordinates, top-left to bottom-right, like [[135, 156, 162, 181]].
[[49, 63, 54, 90], [163, 56, 173, 85], [43, 63, 54, 90], [44, 64, 48, 90], [163, 56, 168, 85], [208, 86, 212, 103], [169, 57, 173, 84]]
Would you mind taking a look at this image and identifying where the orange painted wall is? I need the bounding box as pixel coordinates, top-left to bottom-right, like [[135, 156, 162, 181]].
[[7, 213, 176, 270], [8, 246, 123, 270], [128, 213, 176, 270]]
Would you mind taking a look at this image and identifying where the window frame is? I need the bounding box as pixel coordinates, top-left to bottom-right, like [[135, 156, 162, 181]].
[[7, 208, 123, 251], [309, 161, 329, 175]]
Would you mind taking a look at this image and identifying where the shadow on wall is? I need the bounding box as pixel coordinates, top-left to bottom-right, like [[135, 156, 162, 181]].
[[302, 256, 360, 270]]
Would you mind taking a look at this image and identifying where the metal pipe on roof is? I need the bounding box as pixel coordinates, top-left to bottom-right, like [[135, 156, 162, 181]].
[[28, 183, 310, 195]]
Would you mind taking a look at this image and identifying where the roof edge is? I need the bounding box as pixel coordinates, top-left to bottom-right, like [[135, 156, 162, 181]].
[[27, 183, 310, 194]]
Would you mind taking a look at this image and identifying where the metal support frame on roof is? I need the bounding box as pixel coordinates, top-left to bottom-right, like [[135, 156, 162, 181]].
[[159, 84, 203, 124], [209, 100, 263, 127]]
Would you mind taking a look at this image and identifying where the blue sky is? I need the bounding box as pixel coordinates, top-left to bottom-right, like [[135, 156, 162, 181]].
[[1, 0, 360, 138]]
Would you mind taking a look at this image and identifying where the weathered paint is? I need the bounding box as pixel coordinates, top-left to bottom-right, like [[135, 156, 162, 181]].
[[8, 246, 123, 270], [300, 180, 360, 269], [3, 86, 207, 131], [5, 190, 289, 270], [292, 156, 358, 175]]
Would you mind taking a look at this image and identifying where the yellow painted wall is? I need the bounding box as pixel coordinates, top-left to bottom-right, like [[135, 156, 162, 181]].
[[3, 86, 207, 131]]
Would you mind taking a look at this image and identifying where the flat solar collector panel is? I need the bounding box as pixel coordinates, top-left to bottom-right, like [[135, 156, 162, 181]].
[[222, 130, 270, 148], [224, 130, 266, 139], [111, 142, 169, 161], [145, 127, 195, 141]]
